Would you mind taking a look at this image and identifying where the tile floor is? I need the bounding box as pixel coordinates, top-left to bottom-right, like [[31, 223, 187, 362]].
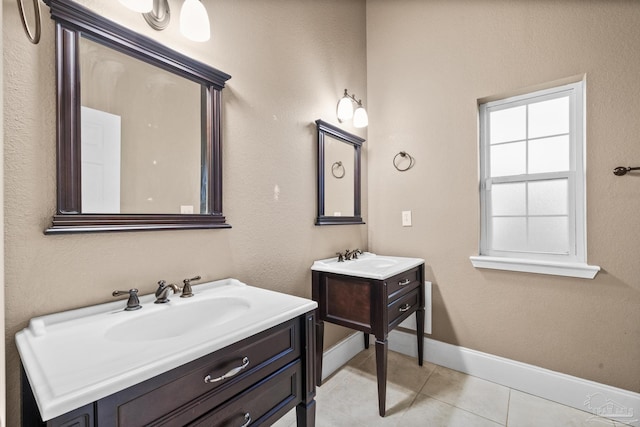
[[273, 347, 628, 427]]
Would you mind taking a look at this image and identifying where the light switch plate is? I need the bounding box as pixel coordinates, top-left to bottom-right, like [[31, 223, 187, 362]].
[[402, 210, 412, 227]]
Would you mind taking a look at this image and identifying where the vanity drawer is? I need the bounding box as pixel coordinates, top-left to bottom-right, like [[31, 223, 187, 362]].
[[388, 288, 420, 329], [189, 361, 302, 427], [102, 319, 300, 426], [386, 266, 421, 301]]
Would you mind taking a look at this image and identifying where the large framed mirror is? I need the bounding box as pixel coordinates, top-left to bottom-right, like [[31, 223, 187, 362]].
[[44, 0, 231, 234], [315, 119, 365, 225]]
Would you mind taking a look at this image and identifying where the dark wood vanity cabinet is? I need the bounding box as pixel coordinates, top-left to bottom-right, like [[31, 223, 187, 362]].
[[22, 312, 316, 427], [312, 265, 425, 416]]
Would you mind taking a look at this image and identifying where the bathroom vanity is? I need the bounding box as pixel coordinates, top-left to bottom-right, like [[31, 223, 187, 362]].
[[311, 253, 425, 416], [17, 279, 317, 426]]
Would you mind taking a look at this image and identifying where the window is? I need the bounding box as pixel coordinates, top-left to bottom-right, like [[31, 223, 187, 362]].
[[470, 81, 599, 279]]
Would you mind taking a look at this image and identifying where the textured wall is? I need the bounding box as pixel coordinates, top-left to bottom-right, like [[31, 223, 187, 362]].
[[366, 0, 640, 392], [0, 0, 5, 424], [3, 0, 367, 423]]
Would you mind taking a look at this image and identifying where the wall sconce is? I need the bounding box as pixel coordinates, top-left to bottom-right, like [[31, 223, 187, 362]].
[[119, 0, 211, 42], [336, 89, 368, 128], [180, 0, 211, 42]]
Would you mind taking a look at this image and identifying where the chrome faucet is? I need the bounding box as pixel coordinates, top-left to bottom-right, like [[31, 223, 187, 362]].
[[181, 275, 201, 298], [155, 280, 181, 304], [348, 249, 362, 260], [112, 288, 142, 311], [338, 248, 363, 262]]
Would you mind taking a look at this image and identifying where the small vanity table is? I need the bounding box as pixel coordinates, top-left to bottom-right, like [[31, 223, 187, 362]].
[[311, 253, 425, 416]]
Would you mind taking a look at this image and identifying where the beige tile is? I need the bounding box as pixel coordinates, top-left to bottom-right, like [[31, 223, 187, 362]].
[[507, 390, 617, 427], [346, 345, 376, 368], [315, 405, 368, 427], [400, 393, 503, 427], [354, 348, 437, 393], [317, 363, 416, 426], [271, 408, 296, 427], [420, 366, 510, 424]]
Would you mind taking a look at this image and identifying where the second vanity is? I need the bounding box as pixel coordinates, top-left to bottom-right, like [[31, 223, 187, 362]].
[[17, 279, 317, 426], [311, 252, 425, 417]]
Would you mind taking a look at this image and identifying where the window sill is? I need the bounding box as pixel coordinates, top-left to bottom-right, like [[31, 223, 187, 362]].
[[469, 256, 600, 279]]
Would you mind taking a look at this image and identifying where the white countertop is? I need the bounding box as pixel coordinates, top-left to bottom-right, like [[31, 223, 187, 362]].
[[311, 252, 424, 280], [15, 278, 317, 421]]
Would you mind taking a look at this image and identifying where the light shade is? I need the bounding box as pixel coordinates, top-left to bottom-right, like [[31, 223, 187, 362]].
[[353, 104, 369, 128], [180, 0, 211, 42], [119, 0, 153, 13], [336, 95, 354, 122]]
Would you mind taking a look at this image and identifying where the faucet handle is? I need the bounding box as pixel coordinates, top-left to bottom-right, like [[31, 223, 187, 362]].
[[155, 280, 167, 297], [181, 275, 201, 298], [336, 252, 344, 262], [112, 289, 142, 311]]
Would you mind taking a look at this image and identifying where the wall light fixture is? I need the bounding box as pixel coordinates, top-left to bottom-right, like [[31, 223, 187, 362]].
[[180, 0, 211, 42], [119, 0, 211, 42], [336, 89, 368, 128]]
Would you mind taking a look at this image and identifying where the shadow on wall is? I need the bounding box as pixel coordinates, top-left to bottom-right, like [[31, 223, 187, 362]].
[[427, 266, 458, 348]]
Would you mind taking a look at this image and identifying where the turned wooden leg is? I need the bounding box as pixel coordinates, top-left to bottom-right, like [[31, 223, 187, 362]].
[[364, 332, 370, 349], [416, 308, 424, 366], [315, 319, 324, 386], [375, 338, 388, 417]]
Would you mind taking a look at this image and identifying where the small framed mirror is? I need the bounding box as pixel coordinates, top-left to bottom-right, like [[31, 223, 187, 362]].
[[45, 0, 231, 233], [315, 119, 365, 225]]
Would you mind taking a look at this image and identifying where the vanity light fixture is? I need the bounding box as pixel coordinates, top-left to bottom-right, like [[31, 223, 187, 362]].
[[180, 0, 211, 42], [336, 89, 369, 128], [120, 0, 211, 42], [143, 0, 171, 31]]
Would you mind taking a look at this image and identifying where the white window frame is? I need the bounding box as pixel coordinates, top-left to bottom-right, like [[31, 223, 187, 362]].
[[470, 81, 599, 279]]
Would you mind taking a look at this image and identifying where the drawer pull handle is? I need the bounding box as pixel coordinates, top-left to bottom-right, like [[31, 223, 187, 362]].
[[398, 279, 411, 286], [204, 357, 250, 383], [399, 303, 411, 312], [240, 413, 251, 427]]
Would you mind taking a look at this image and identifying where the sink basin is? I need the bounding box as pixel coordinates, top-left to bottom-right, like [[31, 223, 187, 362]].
[[311, 252, 424, 280], [104, 296, 251, 342], [16, 278, 317, 421]]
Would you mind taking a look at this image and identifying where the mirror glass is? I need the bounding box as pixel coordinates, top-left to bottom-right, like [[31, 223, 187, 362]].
[[80, 38, 203, 214], [315, 119, 365, 225], [45, 0, 231, 233]]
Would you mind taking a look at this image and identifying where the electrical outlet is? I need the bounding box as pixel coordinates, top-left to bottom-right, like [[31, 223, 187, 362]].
[[402, 210, 412, 227]]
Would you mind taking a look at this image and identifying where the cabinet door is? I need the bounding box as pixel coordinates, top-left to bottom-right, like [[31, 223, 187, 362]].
[[318, 274, 373, 333], [188, 362, 302, 427], [97, 320, 300, 426], [47, 404, 95, 427], [386, 267, 421, 302]]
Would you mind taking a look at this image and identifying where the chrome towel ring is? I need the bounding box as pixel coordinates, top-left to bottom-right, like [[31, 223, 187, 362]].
[[393, 151, 415, 172], [17, 0, 42, 44], [331, 161, 345, 179]]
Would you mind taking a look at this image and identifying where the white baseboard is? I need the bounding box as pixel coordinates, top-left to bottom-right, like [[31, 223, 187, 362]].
[[389, 329, 640, 427], [321, 332, 365, 381]]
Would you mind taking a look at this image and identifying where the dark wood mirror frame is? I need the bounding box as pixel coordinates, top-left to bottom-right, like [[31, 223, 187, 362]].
[[315, 119, 365, 226], [44, 0, 231, 234]]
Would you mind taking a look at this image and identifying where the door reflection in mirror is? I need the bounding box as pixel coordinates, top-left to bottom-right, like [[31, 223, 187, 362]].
[[80, 37, 202, 214]]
